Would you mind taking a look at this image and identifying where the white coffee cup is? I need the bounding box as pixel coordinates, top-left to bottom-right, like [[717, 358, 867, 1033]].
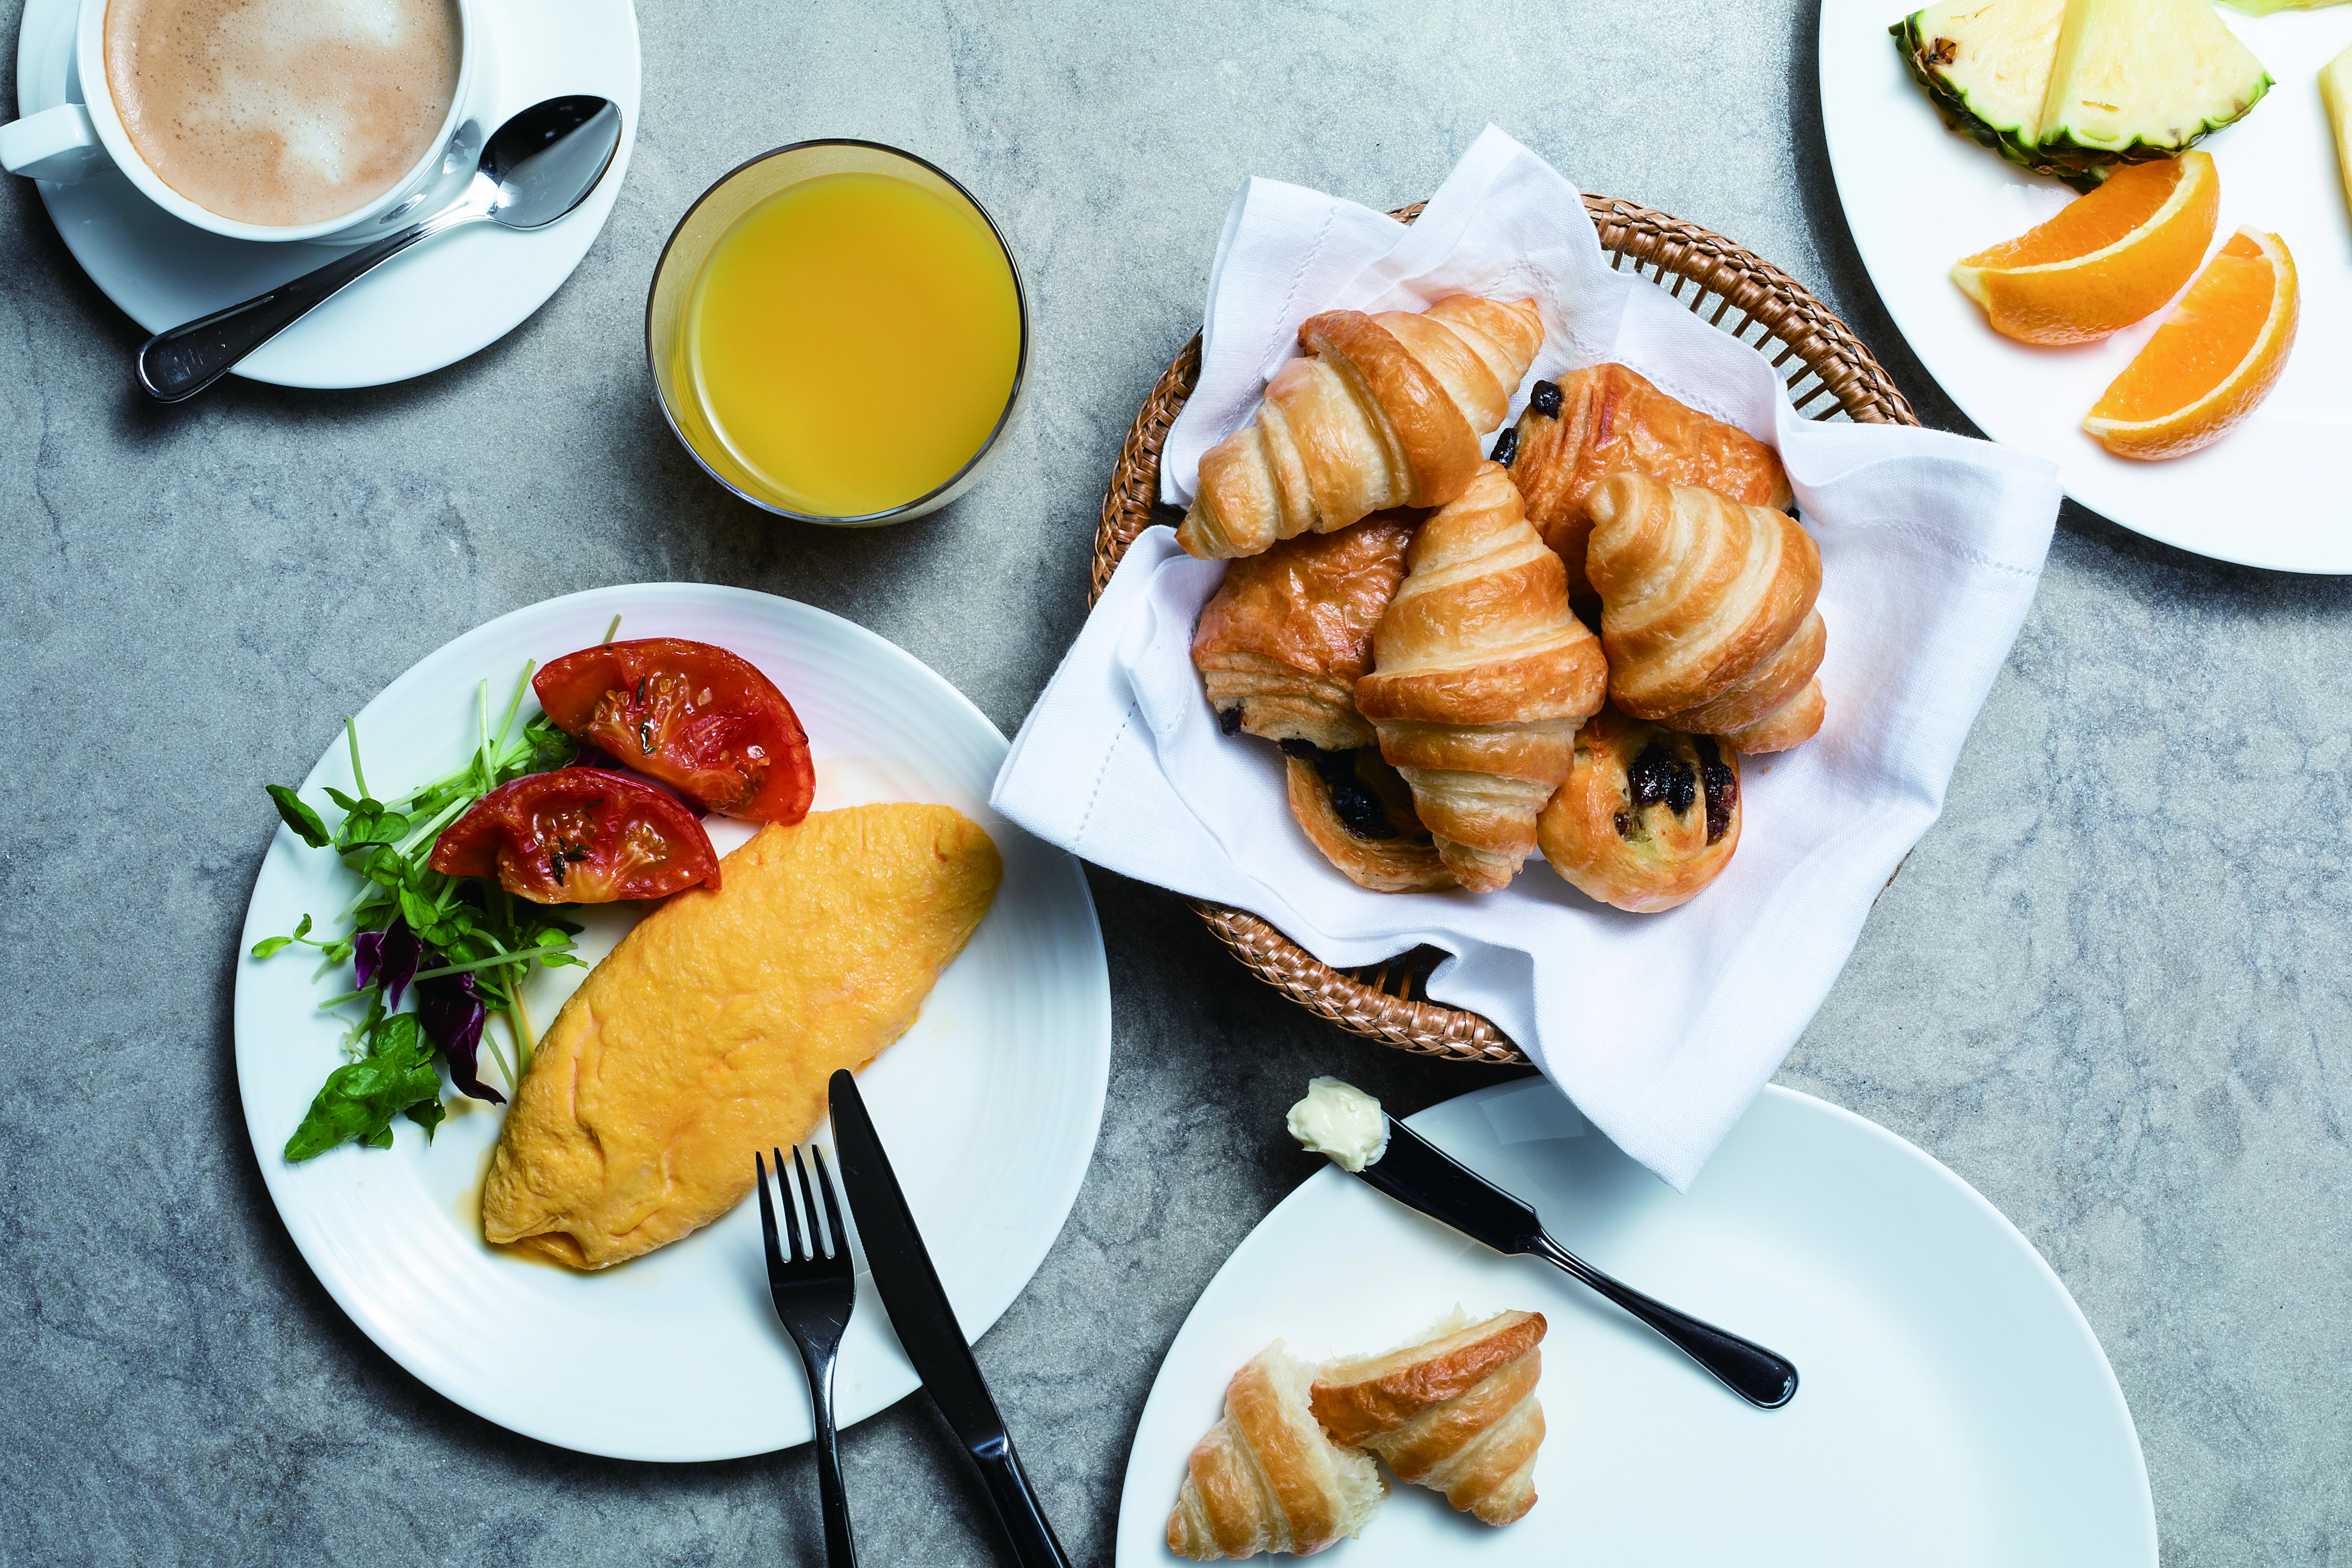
[[0, 0, 491, 246]]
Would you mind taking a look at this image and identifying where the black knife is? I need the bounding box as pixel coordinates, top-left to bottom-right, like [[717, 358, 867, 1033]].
[[828, 1070, 1071, 1568], [1353, 1116, 1799, 1409]]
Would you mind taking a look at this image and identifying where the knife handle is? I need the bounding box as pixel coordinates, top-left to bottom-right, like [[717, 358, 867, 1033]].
[[1532, 1233, 1798, 1409], [971, 1436, 1071, 1568]]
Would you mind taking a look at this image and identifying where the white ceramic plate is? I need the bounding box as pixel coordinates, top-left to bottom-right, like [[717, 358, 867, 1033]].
[[1820, 1, 2352, 573], [233, 584, 1110, 1461], [1116, 1081, 2155, 1564], [13, 0, 640, 390]]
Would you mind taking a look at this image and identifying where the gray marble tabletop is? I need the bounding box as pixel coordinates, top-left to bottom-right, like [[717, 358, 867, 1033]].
[[5, 1, 2348, 1563]]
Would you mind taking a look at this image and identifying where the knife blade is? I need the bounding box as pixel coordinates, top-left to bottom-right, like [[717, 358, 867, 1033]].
[[1354, 1115, 1547, 1256], [1352, 1116, 1799, 1409], [827, 1070, 1072, 1568]]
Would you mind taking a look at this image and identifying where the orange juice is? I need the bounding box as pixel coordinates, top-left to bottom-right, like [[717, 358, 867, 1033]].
[[684, 171, 1022, 518]]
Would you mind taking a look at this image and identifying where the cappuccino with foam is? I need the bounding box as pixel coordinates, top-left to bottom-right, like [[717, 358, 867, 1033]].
[[104, 0, 461, 229]]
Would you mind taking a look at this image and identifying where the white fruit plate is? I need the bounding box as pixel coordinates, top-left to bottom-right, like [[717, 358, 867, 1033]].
[[1820, 1, 2352, 573], [233, 584, 1110, 1460]]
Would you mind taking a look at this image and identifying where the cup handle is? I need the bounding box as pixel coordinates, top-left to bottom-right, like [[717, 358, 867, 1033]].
[[0, 103, 110, 183]]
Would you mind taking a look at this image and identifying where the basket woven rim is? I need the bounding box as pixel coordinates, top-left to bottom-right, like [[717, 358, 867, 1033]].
[[1093, 194, 1919, 1065]]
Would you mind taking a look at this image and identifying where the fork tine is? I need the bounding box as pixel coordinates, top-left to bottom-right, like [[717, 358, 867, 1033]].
[[809, 1145, 848, 1264], [776, 1145, 807, 1263], [793, 1145, 825, 1259], [754, 1150, 785, 1285]]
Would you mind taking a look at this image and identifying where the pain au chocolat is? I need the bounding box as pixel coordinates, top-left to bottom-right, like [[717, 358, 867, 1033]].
[[1503, 363, 1792, 596], [1191, 514, 1417, 752]]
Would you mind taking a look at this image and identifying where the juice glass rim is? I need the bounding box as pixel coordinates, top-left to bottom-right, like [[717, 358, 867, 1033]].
[[643, 138, 1032, 526]]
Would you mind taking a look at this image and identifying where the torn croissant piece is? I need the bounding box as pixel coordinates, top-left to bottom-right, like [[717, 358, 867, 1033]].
[[1504, 363, 1793, 596], [1168, 1342, 1388, 1560], [1538, 704, 1741, 912], [1191, 514, 1418, 750], [1283, 742, 1458, 894], [1354, 463, 1609, 891], [1584, 472, 1826, 754], [1312, 1309, 1548, 1528], [1177, 295, 1545, 560]]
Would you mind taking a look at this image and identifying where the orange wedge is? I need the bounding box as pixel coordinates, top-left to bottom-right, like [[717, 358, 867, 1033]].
[[2085, 229, 2298, 462], [1951, 153, 2219, 346]]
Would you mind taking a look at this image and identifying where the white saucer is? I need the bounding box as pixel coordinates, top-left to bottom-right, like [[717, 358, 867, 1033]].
[[1118, 1081, 2155, 1564], [12, 0, 641, 390]]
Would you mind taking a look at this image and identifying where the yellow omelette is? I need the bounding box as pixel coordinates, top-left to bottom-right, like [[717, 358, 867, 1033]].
[[481, 802, 1001, 1269]]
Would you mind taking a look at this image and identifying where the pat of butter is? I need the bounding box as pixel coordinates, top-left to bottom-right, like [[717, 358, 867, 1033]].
[[1286, 1077, 1389, 1172]]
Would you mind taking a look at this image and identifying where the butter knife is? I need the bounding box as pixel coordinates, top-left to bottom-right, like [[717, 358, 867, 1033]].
[[1353, 1117, 1798, 1409], [828, 1070, 1072, 1568]]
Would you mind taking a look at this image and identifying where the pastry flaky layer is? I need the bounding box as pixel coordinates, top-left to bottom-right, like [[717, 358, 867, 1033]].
[[1177, 295, 1545, 560], [479, 805, 1002, 1270], [1192, 514, 1419, 751], [1539, 704, 1742, 912], [1354, 463, 1609, 891], [1311, 1309, 1549, 1528], [1585, 471, 1826, 754], [1167, 1342, 1389, 1560], [1506, 363, 1793, 596], [1284, 747, 1457, 894]]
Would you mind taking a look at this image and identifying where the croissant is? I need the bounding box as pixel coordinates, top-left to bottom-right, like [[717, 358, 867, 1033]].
[[1192, 515, 1418, 751], [1502, 363, 1792, 596], [1284, 743, 1457, 894], [1584, 472, 1826, 754], [1168, 1342, 1387, 1559], [1178, 295, 1545, 560], [1353, 463, 1608, 891], [1311, 1310, 1547, 1527], [1538, 704, 1741, 912]]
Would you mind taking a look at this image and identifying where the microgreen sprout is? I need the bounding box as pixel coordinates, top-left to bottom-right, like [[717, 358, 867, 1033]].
[[257, 659, 583, 1161]]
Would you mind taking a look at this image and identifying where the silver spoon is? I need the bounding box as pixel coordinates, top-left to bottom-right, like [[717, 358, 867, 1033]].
[[136, 95, 624, 403]]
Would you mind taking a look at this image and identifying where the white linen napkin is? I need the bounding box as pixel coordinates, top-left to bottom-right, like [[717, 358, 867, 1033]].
[[993, 126, 2060, 1190]]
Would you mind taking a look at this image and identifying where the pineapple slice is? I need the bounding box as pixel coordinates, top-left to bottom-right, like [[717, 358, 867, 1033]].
[[2326, 45, 2352, 221], [2038, 0, 2272, 169], [1893, 0, 2071, 173], [2218, 0, 2347, 13]]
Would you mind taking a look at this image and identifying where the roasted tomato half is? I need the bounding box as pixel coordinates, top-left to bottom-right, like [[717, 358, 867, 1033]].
[[428, 768, 721, 904], [532, 639, 814, 824]]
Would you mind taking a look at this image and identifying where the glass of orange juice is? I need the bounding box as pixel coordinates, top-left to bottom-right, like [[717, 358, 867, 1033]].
[[646, 141, 1028, 524]]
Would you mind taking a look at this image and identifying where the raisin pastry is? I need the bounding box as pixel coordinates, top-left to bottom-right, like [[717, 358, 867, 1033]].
[[1312, 1309, 1548, 1527], [1177, 296, 1545, 560], [1282, 742, 1456, 894], [1584, 471, 1826, 754], [1354, 463, 1608, 891], [1191, 515, 1417, 750], [1537, 705, 1740, 912], [1499, 363, 1792, 596]]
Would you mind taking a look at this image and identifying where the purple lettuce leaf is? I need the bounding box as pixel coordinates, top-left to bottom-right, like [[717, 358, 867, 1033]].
[[352, 919, 425, 1008], [415, 967, 505, 1105]]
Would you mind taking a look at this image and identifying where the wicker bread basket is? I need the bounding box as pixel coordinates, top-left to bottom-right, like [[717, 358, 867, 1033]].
[[1091, 196, 1920, 1066]]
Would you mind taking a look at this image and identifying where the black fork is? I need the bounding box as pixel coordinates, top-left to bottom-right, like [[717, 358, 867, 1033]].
[[756, 1146, 859, 1568]]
